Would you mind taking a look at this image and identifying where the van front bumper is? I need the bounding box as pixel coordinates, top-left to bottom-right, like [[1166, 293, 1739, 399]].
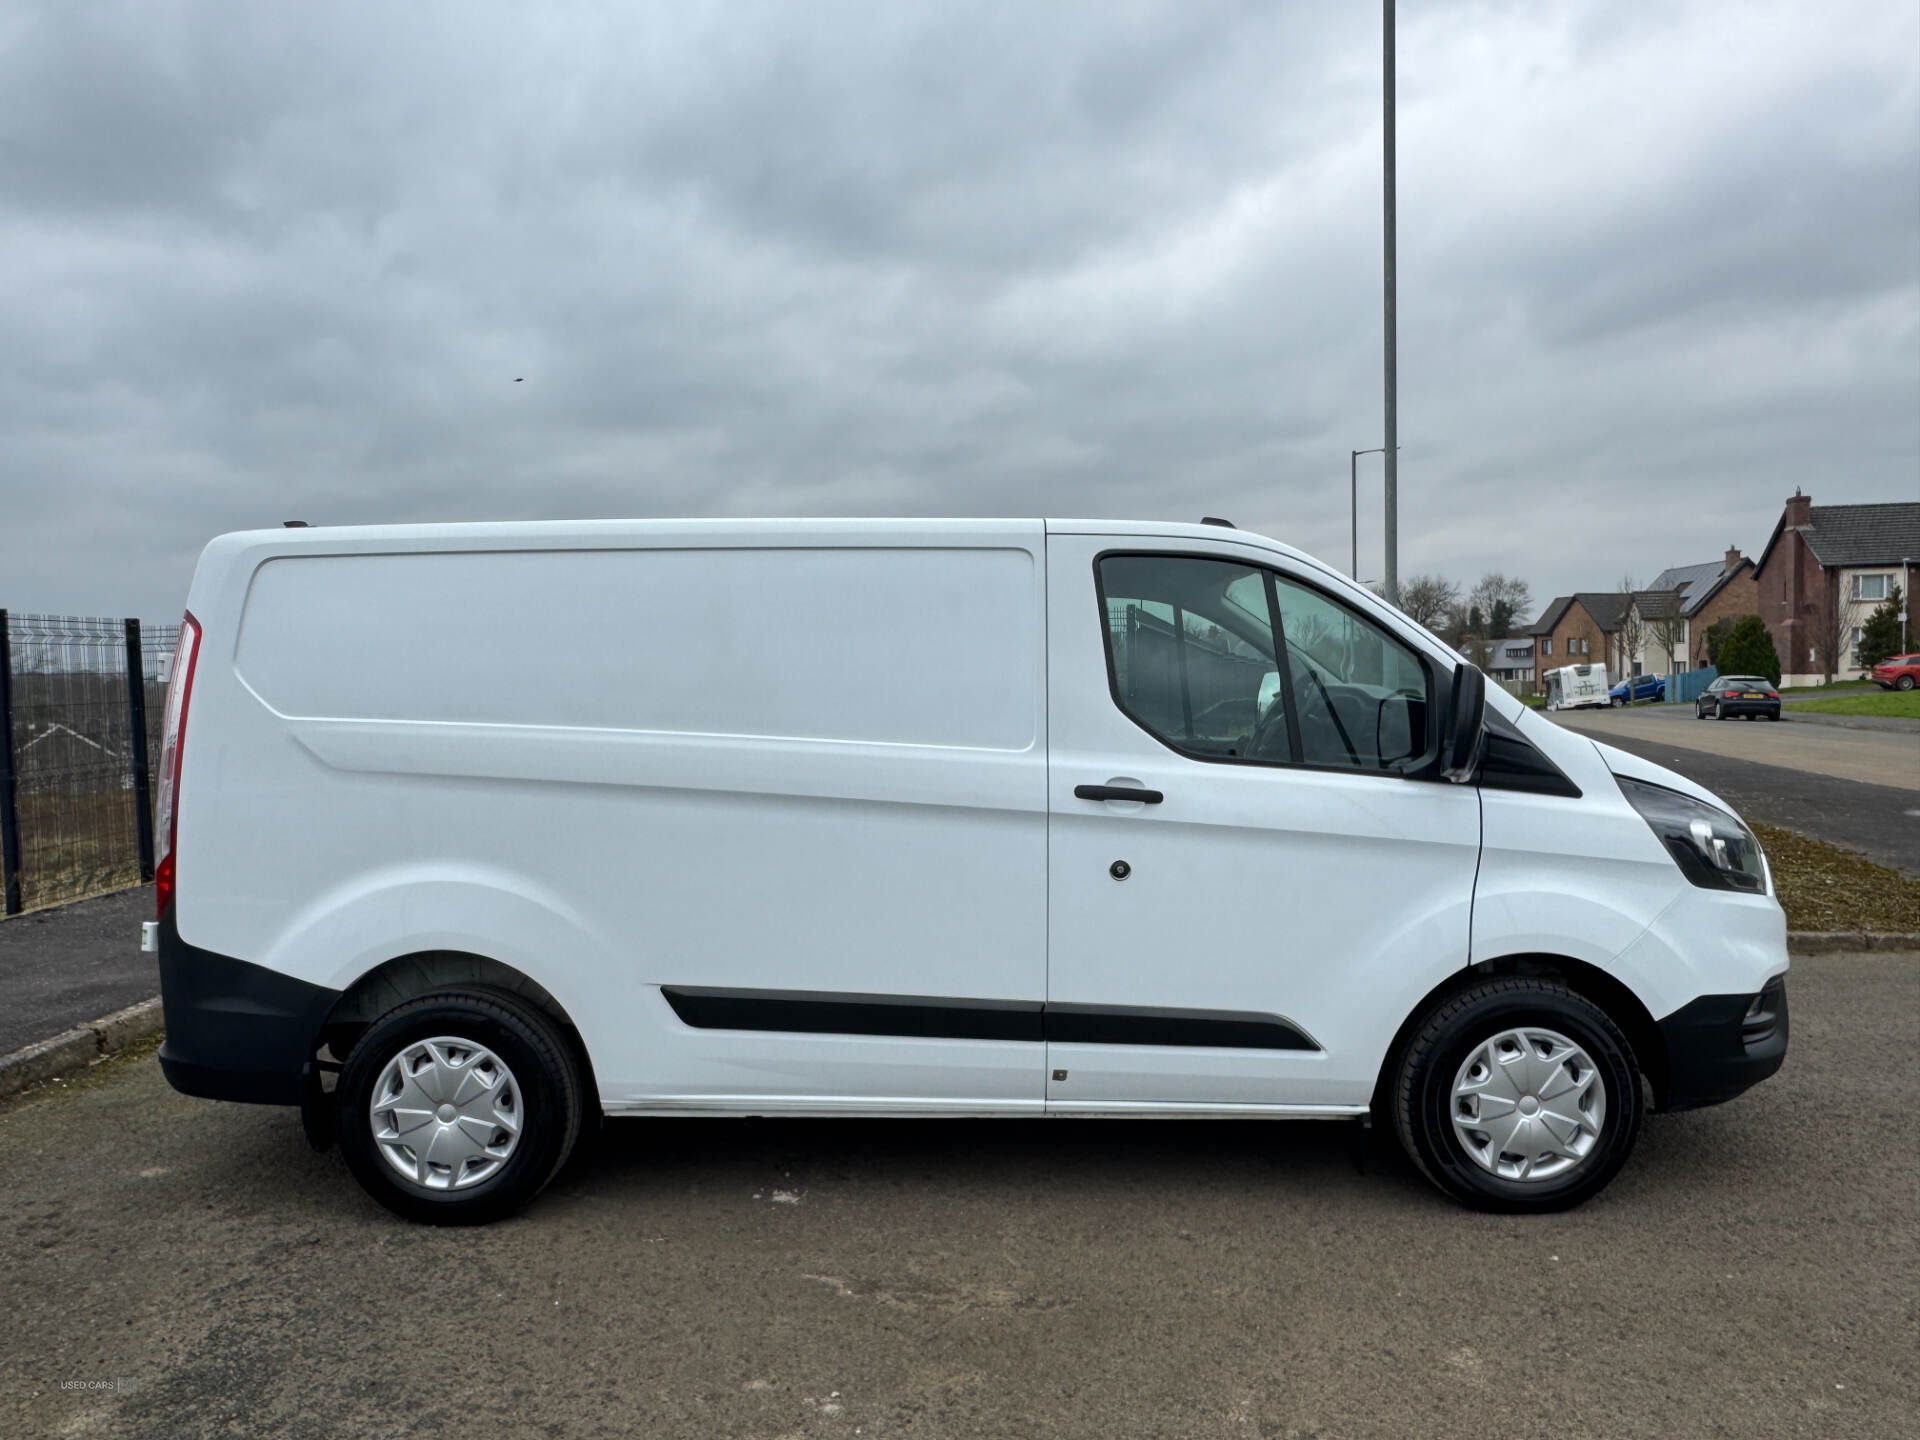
[[155, 909, 340, 1106], [1656, 975, 1788, 1111]]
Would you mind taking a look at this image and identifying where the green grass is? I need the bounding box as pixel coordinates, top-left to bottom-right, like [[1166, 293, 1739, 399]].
[[1790, 690, 1920, 718], [1779, 679, 1876, 696]]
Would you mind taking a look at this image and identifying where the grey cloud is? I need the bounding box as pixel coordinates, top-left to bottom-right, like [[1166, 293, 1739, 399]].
[[0, 0, 1914, 621]]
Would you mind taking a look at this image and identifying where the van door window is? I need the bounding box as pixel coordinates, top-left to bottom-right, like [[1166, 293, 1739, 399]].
[[1267, 574, 1430, 770], [1098, 556, 1288, 761]]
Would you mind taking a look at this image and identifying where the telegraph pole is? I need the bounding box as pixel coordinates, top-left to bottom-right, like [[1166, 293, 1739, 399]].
[[1382, 0, 1399, 604]]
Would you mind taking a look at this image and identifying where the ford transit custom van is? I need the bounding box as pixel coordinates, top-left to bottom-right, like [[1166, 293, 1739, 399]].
[[150, 519, 1787, 1222]]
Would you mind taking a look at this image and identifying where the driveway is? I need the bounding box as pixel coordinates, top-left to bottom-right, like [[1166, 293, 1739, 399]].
[[2, 951, 1913, 1440]]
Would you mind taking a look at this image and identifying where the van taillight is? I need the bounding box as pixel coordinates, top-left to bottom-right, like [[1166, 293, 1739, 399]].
[[154, 613, 201, 919]]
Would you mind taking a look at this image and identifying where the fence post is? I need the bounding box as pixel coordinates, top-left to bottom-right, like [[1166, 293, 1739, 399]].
[[0, 610, 22, 914], [124, 618, 155, 883]]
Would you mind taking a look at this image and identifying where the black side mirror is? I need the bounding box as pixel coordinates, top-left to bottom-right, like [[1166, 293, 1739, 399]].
[[1442, 662, 1486, 783]]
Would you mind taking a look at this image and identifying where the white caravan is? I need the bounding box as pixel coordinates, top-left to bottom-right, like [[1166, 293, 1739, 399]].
[[1543, 664, 1612, 711], [151, 520, 1787, 1222]]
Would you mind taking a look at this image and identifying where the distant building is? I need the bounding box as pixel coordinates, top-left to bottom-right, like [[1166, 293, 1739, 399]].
[[1752, 491, 1920, 685], [1487, 635, 1535, 691], [1528, 593, 1633, 691], [1633, 546, 1757, 674]]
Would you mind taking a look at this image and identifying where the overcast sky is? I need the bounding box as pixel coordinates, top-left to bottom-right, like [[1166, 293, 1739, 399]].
[[2, 0, 1915, 621]]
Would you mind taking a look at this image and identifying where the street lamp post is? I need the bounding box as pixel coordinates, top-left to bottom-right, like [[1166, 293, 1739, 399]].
[[1350, 448, 1385, 579], [1382, 0, 1399, 605]]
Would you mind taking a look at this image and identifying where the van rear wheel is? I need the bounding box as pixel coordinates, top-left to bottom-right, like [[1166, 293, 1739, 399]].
[[1390, 979, 1643, 1212], [336, 988, 584, 1225]]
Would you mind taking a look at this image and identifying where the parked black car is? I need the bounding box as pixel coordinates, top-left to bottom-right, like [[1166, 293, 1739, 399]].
[[1696, 675, 1781, 721]]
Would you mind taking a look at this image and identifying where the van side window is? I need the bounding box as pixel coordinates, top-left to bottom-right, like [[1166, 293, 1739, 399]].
[[1096, 555, 1432, 773], [1098, 556, 1288, 761], [1267, 574, 1430, 770]]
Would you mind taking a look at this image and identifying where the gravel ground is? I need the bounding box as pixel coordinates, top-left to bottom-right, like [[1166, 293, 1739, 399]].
[[2, 952, 1914, 1440], [1753, 823, 1920, 932]]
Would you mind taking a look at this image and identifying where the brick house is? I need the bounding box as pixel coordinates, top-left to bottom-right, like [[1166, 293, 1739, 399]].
[[1528, 593, 1631, 692], [1631, 547, 1758, 674], [1751, 491, 1920, 686]]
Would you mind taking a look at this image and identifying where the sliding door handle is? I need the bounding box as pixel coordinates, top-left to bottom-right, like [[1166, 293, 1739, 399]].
[[1073, 784, 1164, 805]]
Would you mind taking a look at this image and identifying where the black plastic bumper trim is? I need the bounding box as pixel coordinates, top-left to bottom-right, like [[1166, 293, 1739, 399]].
[[1657, 975, 1788, 1112], [156, 907, 340, 1106]]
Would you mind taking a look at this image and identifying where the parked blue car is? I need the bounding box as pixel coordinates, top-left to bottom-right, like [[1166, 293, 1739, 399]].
[[1609, 673, 1667, 705]]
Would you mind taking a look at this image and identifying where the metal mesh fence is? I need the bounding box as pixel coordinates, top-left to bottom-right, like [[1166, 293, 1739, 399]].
[[1, 612, 178, 913]]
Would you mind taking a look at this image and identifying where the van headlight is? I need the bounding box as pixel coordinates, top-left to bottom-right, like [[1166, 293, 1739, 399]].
[[1616, 776, 1768, 894]]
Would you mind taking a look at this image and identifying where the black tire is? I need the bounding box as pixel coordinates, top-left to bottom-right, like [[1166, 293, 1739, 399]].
[[1898, 676, 1915, 692], [1768, 711, 1780, 721], [336, 988, 585, 1225], [1716, 705, 1730, 720], [1695, 704, 1708, 719], [1391, 979, 1643, 1213]]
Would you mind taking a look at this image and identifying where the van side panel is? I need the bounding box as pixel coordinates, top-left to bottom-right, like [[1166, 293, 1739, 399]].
[[178, 530, 1049, 1109]]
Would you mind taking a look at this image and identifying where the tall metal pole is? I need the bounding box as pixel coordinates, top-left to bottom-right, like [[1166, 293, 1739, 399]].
[[1382, 0, 1399, 605]]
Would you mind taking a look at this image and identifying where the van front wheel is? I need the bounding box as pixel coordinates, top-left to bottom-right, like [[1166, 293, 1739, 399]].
[[336, 989, 585, 1225], [1391, 980, 1642, 1212]]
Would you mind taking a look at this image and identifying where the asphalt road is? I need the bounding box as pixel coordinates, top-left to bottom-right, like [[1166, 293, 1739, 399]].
[[0, 888, 155, 1053], [1549, 705, 1920, 876], [2, 951, 1914, 1440], [1548, 700, 1919, 790]]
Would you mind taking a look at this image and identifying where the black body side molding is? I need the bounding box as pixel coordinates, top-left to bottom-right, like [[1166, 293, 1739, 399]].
[[661, 987, 1320, 1051]]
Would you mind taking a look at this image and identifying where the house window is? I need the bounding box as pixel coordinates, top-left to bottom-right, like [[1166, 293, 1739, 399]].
[[1542, 639, 1552, 656], [1854, 574, 1888, 602], [1849, 626, 1864, 668]]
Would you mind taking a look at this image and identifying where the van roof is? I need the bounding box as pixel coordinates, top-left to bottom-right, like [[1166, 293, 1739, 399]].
[[204, 516, 1327, 569]]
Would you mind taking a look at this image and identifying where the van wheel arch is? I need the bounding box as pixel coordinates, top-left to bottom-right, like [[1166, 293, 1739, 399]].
[[312, 952, 599, 1125], [1373, 955, 1668, 1114]]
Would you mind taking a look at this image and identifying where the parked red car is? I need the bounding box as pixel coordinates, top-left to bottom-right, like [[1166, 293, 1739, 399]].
[[1869, 654, 1920, 691]]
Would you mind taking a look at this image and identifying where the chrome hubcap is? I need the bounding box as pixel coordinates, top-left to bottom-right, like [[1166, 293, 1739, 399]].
[[1450, 1026, 1606, 1183], [370, 1037, 523, 1191]]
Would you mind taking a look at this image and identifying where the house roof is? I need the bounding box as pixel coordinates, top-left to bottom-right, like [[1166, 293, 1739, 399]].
[[1645, 557, 1753, 616], [1528, 597, 1573, 636], [1571, 592, 1634, 632], [1633, 589, 1685, 620], [1754, 501, 1920, 576], [1528, 592, 1633, 637]]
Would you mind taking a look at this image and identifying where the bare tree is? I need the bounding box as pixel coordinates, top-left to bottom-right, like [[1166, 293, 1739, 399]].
[[1613, 576, 1648, 685], [1396, 574, 1459, 632], [1809, 575, 1868, 683], [1645, 593, 1688, 677], [1468, 573, 1533, 638], [1457, 633, 1495, 672]]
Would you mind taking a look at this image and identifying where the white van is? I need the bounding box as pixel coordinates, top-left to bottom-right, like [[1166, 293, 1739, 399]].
[[1543, 663, 1611, 711], [150, 520, 1787, 1222]]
